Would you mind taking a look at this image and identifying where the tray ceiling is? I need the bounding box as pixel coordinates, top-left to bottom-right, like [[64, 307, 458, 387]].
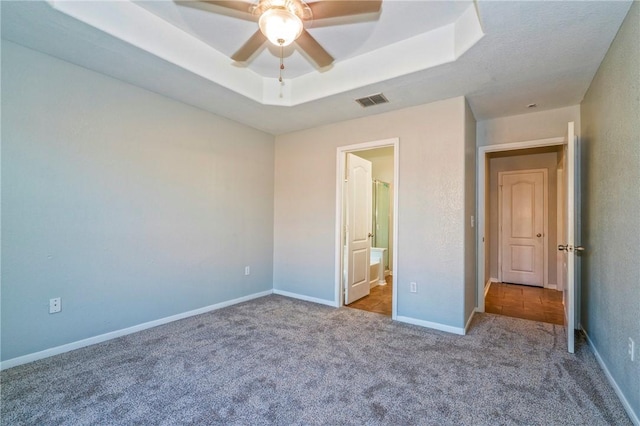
[[1, 1, 633, 134]]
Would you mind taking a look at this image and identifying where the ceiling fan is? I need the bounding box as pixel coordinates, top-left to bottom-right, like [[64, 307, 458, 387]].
[[197, 0, 382, 70]]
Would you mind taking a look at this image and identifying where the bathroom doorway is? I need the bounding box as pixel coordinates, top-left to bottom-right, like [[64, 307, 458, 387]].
[[335, 139, 398, 318]]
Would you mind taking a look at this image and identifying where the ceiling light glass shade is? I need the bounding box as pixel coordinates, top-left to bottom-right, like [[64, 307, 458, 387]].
[[258, 8, 303, 47]]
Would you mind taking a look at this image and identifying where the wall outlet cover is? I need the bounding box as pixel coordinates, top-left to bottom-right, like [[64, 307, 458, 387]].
[[49, 297, 61, 314]]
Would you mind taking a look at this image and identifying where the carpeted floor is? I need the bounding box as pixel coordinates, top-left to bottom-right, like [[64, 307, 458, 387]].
[[1, 295, 632, 425]]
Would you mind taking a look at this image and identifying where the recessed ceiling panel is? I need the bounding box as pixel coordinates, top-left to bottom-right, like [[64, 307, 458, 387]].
[[134, 0, 473, 78]]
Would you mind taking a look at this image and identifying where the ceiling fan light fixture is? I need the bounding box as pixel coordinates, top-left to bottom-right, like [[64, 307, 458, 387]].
[[258, 7, 303, 47]]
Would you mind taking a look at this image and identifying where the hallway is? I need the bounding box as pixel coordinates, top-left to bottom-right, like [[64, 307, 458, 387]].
[[485, 282, 564, 325]]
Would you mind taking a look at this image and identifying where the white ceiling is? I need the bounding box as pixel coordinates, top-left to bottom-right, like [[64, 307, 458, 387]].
[[1, 1, 632, 135], [135, 0, 473, 79]]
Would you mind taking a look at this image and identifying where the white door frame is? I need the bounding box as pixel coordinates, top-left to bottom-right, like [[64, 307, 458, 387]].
[[335, 138, 399, 319], [497, 168, 549, 287], [477, 137, 564, 312]]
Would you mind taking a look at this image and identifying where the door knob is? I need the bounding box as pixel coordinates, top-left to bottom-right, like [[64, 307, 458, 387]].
[[558, 244, 568, 251], [536, 233, 542, 237]]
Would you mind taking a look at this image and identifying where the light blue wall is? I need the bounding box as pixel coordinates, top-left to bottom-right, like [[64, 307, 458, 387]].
[[1, 41, 275, 361], [580, 2, 640, 418]]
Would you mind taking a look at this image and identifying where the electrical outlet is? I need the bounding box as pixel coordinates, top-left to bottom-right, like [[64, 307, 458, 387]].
[[244, 266, 250, 276], [629, 338, 635, 362], [410, 282, 417, 293], [49, 297, 61, 314]]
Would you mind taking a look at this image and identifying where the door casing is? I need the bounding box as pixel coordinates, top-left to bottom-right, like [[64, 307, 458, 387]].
[[335, 138, 399, 318], [477, 136, 565, 312]]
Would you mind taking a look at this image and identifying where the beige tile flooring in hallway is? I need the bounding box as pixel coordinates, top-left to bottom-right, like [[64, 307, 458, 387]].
[[346, 279, 563, 324], [485, 282, 565, 325], [347, 275, 392, 316]]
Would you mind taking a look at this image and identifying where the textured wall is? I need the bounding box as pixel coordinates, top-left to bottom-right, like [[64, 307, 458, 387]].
[[1, 42, 275, 361], [477, 105, 580, 147], [488, 151, 560, 286], [464, 100, 477, 321], [580, 2, 640, 418], [274, 97, 471, 328]]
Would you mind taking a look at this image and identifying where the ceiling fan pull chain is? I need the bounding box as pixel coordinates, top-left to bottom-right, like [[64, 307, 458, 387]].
[[279, 43, 285, 83]]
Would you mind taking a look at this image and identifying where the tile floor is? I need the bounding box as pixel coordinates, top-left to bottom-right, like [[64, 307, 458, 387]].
[[485, 282, 565, 325], [347, 275, 392, 316], [347, 279, 563, 324]]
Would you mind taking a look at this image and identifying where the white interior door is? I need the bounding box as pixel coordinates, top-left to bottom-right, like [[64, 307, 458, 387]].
[[345, 153, 372, 304], [560, 122, 578, 353], [500, 170, 545, 286]]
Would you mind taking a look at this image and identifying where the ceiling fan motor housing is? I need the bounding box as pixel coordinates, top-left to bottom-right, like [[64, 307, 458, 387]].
[[204, 0, 382, 68], [252, 0, 312, 22]]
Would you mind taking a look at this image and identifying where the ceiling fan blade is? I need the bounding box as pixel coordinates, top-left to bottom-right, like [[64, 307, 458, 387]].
[[296, 30, 334, 68], [198, 0, 255, 14], [308, 0, 382, 20], [231, 30, 267, 62]]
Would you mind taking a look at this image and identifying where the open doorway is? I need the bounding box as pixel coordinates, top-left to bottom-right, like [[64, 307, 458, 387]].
[[477, 123, 580, 354], [483, 145, 565, 325], [335, 138, 399, 318]]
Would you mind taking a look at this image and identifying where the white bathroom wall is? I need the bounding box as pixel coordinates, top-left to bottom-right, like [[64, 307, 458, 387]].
[[357, 147, 394, 184]]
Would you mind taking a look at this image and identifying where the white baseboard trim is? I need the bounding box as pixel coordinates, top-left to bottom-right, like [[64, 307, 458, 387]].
[[485, 279, 493, 297], [583, 328, 639, 425], [395, 316, 465, 335], [464, 310, 475, 335], [545, 283, 558, 290], [0, 290, 273, 371], [490, 277, 499, 284], [272, 289, 338, 308]]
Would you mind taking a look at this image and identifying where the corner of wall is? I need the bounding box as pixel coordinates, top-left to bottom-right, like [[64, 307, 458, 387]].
[[464, 99, 478, 319]]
